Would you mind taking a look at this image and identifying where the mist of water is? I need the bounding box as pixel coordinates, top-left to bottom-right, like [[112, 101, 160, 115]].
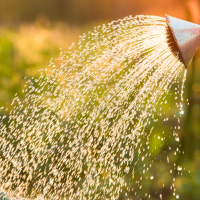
[[0, 15, 186, 199]]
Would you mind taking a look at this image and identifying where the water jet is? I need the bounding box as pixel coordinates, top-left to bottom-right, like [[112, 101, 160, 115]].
[[0, 14, 194, 199]]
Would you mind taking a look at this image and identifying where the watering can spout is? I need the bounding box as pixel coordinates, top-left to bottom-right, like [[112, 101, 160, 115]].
[[166, 14, 200, 68]]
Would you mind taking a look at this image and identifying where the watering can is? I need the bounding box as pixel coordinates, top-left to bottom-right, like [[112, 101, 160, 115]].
[[166, 15, 200, 68]]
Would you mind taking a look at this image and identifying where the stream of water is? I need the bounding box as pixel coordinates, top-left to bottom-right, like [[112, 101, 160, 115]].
[[0, 15, 186, 199]]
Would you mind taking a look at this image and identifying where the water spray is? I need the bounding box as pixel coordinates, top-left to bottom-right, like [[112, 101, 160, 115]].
[[166, 15, 200, 67], [0, 15, 190, 199]]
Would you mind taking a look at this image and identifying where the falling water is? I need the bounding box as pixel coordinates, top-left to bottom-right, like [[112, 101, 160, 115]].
[[0, 15, 186, 199]]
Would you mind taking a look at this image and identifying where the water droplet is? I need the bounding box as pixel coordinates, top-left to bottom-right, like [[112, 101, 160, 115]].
[[177, 166, 182, 171], [175, 137, 180, 142], [179, 110, 184, 115]]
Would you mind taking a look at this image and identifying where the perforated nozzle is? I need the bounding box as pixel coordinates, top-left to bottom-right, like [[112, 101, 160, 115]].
[[166, 15, 200, 68]]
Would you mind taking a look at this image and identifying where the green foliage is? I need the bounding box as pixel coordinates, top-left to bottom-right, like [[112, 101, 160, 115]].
[[0, 24, 80, 112]]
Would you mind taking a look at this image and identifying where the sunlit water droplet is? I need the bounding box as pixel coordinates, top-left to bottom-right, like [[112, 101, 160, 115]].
[[177, 166, 182, 171], [179, 110, 184, 115], [175, 137, 180, 142]]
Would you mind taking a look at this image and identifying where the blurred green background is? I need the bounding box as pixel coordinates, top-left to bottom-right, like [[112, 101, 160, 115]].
[[0, 0, 200, 199]]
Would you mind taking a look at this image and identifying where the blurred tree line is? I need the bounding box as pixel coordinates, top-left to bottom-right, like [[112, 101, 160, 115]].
[[0, 0, 184, 26]]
